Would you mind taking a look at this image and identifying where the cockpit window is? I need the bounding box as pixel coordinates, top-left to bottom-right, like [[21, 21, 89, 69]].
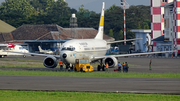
[[61, 47, 75, 51]]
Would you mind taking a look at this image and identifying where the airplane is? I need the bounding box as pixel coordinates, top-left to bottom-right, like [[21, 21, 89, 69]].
[[5, 2, 174, 70], [38, 46, 54, 54], [0, 44, 29, 58]]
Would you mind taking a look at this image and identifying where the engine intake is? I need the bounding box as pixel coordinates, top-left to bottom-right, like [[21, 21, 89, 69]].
[[43, 56, 58, 68], [103, 56, 118, 68]]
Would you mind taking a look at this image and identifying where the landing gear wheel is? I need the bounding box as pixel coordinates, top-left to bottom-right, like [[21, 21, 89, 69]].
[[97, 65, 101, 71], [66, 65, 69, 71], [102, 65, 105, 71], [80, 68, 83, 72], [75, 68, 77, 71]]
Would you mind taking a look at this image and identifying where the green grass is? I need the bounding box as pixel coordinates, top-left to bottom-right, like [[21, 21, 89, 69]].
[[0, 70, 180, 78], [0, 63, 44, 68], [0, 58, 44, 68], [0, 90, 179, 101], [0, 58, 42, 62], [0, 59, 179, 78]]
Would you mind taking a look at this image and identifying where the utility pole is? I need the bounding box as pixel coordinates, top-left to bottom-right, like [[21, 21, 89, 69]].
[[120, 0, 129, 45]]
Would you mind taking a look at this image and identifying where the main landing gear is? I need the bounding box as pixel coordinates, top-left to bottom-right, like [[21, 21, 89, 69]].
[[97, 59, 105, 71], [66, 64, 73, 71]]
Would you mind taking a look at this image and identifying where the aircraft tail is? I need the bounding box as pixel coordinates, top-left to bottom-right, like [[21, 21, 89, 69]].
[[95, 2, 105, 40], [38, 46, 43, 52]]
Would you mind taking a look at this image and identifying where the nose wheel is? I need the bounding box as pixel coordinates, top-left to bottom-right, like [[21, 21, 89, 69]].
[[65, 64, 74, 71], [97, 59, 105, 71]]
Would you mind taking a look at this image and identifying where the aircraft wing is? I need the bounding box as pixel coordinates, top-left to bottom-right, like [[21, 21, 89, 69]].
[[4, 50, 61, 58], [107, 38, 142, 44], [93, 51, 174, 59]]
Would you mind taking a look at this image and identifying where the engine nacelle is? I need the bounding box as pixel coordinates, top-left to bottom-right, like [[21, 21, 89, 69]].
[[103, 56, 118, 68], [43, 56, 58, 68]]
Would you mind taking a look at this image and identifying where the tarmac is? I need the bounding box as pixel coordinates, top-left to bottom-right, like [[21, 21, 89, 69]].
[[0, 56, 180, 94]]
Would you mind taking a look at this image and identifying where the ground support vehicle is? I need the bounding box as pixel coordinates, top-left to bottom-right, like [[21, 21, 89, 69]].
[[74, 59, 94, 72]]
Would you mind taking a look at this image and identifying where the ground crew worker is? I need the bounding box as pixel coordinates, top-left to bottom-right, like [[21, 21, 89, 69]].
[[125, 62, 129, 72], [118, 62, 121, 72], [122, 62, 125, 72], [106, 63, 109, 73], [59, 60, 63, 71], [149, 59, 152, 70]]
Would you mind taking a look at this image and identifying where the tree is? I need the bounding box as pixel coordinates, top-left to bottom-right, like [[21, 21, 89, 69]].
[[109, 29, 113, 37], [78, 5, 89, 13], [1, 0, 37, 17], [137, 24, 141, 29], [144, 24, 149, 29], [118, 30, 124, 40], [0, 0, 38, 27]]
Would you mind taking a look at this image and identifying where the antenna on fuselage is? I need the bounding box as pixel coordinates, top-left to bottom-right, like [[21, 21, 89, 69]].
[[95, 2, 105, 40]]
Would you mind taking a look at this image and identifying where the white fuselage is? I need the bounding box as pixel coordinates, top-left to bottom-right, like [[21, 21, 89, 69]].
[[60, 39, 107, 64], [0, 45, 29, 56]]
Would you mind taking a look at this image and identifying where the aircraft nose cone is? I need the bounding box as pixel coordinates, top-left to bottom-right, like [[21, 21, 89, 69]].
[[62, 53, 67, 59]]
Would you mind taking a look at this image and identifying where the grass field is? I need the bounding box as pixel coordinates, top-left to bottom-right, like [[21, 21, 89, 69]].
[[0, 90, 180, 101], [0, 58, 180, 78], [0, 70, 180, 78]]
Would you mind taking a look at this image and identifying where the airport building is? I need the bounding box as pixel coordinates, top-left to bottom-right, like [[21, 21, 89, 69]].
[[131, 30, 151, 52], [151, 0, 180, 55]]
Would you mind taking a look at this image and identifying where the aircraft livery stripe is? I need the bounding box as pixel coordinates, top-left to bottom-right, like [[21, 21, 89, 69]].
[[100, 16, 104, 26]]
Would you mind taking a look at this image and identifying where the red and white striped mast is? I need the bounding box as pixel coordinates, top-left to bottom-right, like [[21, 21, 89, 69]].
[[120, 0, 129, 45]]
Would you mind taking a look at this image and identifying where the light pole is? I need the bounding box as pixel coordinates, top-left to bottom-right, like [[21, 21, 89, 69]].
[[120, 0, 129, 45]]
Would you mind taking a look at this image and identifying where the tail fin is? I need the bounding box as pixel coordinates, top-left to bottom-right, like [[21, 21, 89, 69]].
[[95, 2, 105, 40], [38, 46, 43, 52]]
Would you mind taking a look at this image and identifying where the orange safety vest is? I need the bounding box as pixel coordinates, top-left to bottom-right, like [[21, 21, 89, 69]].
[[106, 64, 109, 68], [60, 61, 63, 65]]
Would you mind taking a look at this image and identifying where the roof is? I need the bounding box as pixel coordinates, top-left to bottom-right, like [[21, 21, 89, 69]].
[[64, 28, 114, 41], [161, 2, 173, 7], [0, 33, 14, 42], [152, 35, 164, 41], [0, 20, 16, 33], [11, 25, 62, 40], [0, 24, 114, 42]]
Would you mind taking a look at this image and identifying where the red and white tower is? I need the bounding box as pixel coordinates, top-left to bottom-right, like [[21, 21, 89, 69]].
[[151, 0, 172, 51], [120, 0, 129, 45], [173, 0, 180, 55], [151, 0, 172, 39]]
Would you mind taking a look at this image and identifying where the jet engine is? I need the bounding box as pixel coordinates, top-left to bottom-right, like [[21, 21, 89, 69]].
[[103, 56, 118, 68], [43, 56, 58, 68]]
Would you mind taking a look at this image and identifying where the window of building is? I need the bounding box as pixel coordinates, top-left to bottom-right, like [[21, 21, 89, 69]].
[[162, 0, 167, 2]]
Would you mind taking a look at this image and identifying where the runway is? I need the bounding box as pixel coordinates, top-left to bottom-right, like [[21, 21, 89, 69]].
[[0, 75, 179, 94], [0, 56, 180, 94]]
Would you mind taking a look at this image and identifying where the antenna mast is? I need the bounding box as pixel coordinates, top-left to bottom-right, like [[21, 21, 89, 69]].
[[120, 0, 129, 45]]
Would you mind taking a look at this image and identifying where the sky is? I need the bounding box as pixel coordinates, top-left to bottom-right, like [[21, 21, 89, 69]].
[[0, 0, 150, 13]]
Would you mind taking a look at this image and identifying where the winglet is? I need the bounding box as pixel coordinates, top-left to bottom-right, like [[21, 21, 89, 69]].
[[95, 2, 105, 40]]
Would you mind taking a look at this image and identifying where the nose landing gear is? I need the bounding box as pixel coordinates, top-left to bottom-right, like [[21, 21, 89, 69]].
[[97, 59, 105, 71]]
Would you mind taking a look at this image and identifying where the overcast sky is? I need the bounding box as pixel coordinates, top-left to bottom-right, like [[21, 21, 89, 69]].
[[0, 0, 150, 13]]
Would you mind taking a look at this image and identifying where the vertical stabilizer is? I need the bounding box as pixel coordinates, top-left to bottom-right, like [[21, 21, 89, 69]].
[[95, 2, 105, 40], [38, 46, 43, 52]]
